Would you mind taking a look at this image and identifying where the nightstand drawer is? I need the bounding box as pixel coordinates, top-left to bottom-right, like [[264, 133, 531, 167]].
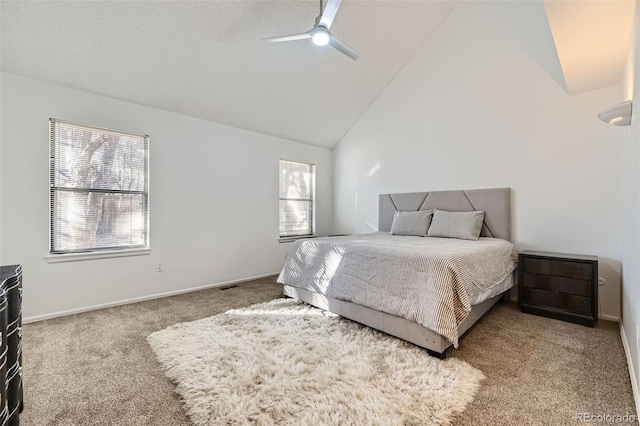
[[522, 272, 592, 297], [523, 257, 592, 280], [522, 288, 592, 316]]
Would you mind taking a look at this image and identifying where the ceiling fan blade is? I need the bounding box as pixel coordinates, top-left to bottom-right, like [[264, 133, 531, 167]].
[[329, 34, 359, 60], [263, 32, 312, 43], [319, 0, 343, 29]]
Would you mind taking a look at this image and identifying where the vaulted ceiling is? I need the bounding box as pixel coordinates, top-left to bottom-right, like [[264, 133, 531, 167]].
[[0, 0, 459, 148], [544, 0, 635, 95], [0, 1, 636, 149]]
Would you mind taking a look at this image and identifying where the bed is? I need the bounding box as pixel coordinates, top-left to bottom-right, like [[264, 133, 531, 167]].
[[277, 188, 517, 358]]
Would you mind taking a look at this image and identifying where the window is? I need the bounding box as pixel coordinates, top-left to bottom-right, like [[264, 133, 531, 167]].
[[279, 159, 315, 238], [49, 119, 149, 254]]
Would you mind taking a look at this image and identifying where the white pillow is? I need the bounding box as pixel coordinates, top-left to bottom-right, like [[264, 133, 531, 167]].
[[427, 209, 484, 240], [390, 210, 433, 237]]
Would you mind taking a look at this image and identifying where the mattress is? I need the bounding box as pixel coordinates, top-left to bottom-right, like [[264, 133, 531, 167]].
[[277, 232, 517, 346]]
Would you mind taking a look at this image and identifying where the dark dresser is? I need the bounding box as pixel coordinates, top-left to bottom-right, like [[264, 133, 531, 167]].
[[518, 251, 598, 327], [0, 265, 23, 426]]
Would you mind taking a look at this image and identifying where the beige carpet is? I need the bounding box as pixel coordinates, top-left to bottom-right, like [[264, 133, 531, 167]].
[[148, 298, 484, 425], [19, 276, 639, 425]]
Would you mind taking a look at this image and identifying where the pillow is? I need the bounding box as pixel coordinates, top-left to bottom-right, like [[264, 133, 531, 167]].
[[426, 209, 485, 240], [390, 210, 433, 237]]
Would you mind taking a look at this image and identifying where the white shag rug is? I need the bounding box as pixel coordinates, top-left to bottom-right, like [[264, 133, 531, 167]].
[[147, 298, 484, 426]]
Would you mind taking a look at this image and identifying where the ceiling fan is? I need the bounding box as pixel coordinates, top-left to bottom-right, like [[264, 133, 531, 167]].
[[264, 0, 359, 61]]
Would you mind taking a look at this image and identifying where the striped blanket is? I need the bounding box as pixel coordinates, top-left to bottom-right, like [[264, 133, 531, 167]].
[[277, 233, 517, 346]]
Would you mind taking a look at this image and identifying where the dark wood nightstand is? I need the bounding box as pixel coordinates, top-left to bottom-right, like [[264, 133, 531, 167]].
[[518, 250, 598, 327]]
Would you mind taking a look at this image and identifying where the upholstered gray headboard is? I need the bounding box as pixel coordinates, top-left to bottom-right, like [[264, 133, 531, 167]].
[[379, 188, 512, 242]]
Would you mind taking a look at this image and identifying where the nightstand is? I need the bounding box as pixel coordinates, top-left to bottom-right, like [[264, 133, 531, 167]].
[[518, 250, 598, 327]]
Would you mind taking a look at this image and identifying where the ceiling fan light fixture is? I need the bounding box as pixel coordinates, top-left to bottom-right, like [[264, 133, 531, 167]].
[[264, 0, 359, 60], [312, 30, 330, 46]]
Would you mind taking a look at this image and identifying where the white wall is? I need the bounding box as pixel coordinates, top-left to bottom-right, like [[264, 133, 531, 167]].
[[0, 72, 333, 320], [620, 0, 640, 410], [0, 73, 3, 264], [332, 1, 622, 319]]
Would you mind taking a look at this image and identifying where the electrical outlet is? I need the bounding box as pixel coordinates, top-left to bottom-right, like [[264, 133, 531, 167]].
[[156, 262, 163, 272]]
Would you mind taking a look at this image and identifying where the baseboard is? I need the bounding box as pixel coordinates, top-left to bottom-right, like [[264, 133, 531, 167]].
[[620, 320, 640, 416], [600, 313, 620, 322], [23, 272, 280, 324]]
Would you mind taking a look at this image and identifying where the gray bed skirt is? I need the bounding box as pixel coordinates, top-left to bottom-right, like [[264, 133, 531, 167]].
[[282, 281, 508, 355]]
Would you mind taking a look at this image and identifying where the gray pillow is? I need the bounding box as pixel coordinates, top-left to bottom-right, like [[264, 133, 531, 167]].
[[427, 209, 485, 240], [390, 210, 433, 237]]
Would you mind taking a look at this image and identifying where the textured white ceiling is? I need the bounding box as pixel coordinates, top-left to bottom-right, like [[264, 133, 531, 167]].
[[0, 0, 459, 149]]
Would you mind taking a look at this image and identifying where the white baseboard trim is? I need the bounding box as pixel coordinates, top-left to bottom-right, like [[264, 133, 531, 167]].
[[600, 313, 620, 322], [23, 272, 280, 324], [620, 320, 640, 416]]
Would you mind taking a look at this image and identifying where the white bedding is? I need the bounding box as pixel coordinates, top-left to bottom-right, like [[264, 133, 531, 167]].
[[277, 232, 517, 346]]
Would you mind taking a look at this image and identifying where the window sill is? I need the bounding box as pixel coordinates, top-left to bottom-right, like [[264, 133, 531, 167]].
[[278, 235, 317, 243], [45, 248, 152, 263]]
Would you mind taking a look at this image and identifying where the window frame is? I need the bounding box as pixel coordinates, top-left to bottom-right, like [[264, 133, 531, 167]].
[[278, 159, 316, 241], [47, 118, 150, 261]]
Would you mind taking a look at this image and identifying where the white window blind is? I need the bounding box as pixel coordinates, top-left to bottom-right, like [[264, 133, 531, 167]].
[[279, 160, 315, 238], [49, 119, 149, 254]]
